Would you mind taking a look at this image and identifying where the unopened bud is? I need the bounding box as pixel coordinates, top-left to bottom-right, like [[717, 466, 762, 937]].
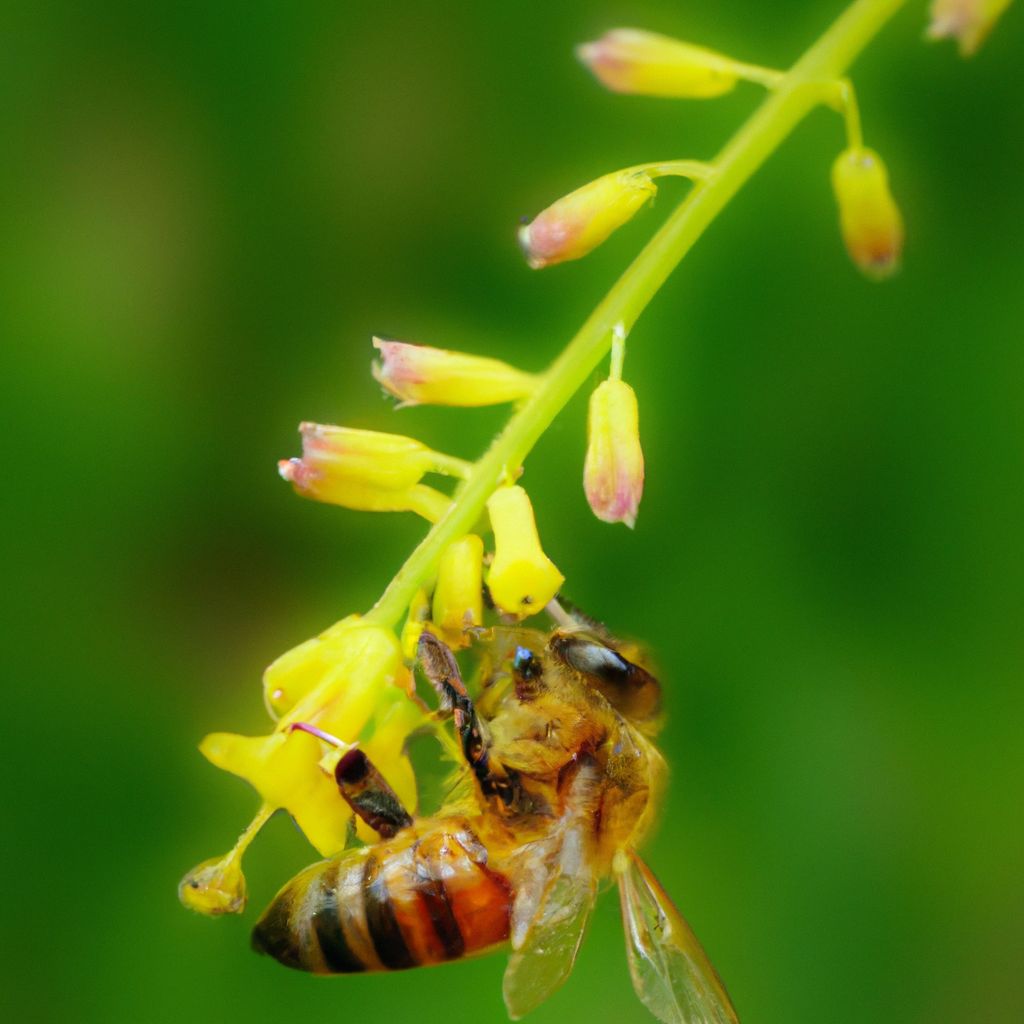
[[486, 486, 564, 618], [577, 28, 744, 98], [584, 378, 644, 528], [401, 588, 430, 662], [520, 169, 657, 269], [927, 0, 1014, 56], [831, 147, 904, 280], [179, 847, 248, 916], [278, 424, 456, 521], [433, 535, 484, 647], [372, 337, 536, 407]]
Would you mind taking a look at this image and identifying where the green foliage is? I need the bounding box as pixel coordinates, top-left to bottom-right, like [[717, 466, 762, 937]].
[[2, 2, 1022, 1023]]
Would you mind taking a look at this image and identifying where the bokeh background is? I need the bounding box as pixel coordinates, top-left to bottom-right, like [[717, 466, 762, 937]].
[[3, 1, 1022, 1022]]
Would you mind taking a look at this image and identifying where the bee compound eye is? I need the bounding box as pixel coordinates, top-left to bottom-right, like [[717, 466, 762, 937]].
[[512, 646, 542, 681]]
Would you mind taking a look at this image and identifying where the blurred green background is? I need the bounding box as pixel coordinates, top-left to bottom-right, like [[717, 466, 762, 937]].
[[3, 1, 1022, 1022]]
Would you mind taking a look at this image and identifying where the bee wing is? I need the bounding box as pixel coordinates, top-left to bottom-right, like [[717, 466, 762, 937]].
[[618, 850, 739, 1024], [501, 833, 597, 1021]]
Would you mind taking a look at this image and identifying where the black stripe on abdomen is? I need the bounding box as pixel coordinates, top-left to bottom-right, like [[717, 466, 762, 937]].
[[312, 862, 366, 973], [418, 877, 465, 961], [363, 855, 415, 969]]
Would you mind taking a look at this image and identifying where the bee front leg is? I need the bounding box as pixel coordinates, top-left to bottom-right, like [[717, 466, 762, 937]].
[[417, 631, 524, 809]]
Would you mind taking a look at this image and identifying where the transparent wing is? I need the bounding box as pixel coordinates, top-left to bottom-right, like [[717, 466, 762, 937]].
[[502, 833, 597, 1021], [618, 850, 739, 1024]]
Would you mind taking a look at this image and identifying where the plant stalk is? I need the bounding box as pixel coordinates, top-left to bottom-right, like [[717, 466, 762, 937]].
[[366, 0, 907, 629]]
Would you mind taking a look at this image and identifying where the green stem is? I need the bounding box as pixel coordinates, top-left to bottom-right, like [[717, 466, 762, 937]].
[[366, 0, 906, 629]]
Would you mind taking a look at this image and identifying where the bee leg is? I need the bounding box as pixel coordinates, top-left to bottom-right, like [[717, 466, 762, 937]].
[[333, 747, 414, 839], [417, 630, 524, 809], [416, 629, 470, 722]]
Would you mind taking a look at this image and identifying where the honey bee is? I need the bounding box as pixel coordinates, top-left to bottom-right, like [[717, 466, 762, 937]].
[[252, 617, 739, 1024]]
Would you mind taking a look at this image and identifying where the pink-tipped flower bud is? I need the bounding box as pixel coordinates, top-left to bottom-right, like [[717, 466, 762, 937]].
[[278, 422, 464, 522], [584, 378, 645, 528], [372, 337, 536, 407], [927, 0, 1014, 56], [831, 147, 904, 281], [520, 169, 657, 269], [576, 28, 742, 99]]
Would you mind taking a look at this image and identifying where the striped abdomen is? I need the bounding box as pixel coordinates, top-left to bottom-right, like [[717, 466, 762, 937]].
[[251, 823, 512, 973]]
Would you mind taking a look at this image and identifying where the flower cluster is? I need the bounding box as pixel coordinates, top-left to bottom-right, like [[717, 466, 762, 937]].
[[180, 340, 566, 914], [180, 5, 1014, 921]]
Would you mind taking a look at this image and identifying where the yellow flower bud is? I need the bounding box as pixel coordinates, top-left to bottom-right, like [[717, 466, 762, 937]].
[[178, 847, 248, 915], [372, 337, 537, 407], [519, 169, 657, 270], [178, 802, 275, 916], [486, 486, 564, 618], [432, 535, 484, 647], [278, 422, 463, 521], [400, 588, 431, 661], [584, 378, 645, 528], [576, 28, 742, 98], [831, 147, 904, 280], [927, 0, 1014, 56]]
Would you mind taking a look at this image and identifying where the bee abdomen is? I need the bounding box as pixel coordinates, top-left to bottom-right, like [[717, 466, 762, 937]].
[[252, 852, 375, 973], [252, 827, 512, 974]]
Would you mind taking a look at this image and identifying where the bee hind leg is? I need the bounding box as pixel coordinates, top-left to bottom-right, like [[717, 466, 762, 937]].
[[334, 747, 414, 839]]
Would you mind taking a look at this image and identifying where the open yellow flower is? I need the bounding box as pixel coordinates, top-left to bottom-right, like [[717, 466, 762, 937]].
[[180, 617, 424, 914]]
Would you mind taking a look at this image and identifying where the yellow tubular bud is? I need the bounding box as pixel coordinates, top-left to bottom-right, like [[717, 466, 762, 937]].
[[279, 462, 451, 521], [401, 587, 431, 661], [432, 535, 484, 648], [486, 486, 564, 618], [372, 337, 537, 407], [584, 378, 645, 528], [519, 169, 657, 270], [576, 28, 743, 98], [831, 147, 904, 280], [278, 422, 465, 520], [927, 0, 1014, 56]]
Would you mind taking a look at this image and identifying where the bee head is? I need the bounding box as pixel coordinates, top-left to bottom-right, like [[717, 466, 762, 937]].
[[547, 630, 661, 723]]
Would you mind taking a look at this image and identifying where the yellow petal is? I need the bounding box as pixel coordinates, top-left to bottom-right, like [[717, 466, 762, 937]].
[[200, 730, 351, 856]]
